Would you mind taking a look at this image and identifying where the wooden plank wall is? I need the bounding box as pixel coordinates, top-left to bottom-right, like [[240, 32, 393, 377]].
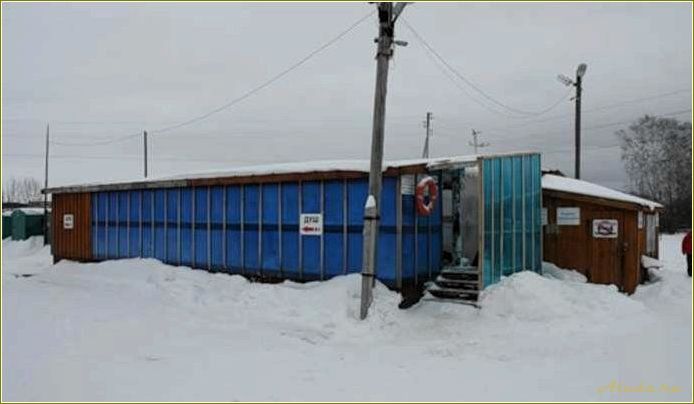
[[52, 192, 92, 262], [542, 191, 644, 294]]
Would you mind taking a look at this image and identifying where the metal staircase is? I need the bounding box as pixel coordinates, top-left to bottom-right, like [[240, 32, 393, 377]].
[[425, 265, 480, 307]]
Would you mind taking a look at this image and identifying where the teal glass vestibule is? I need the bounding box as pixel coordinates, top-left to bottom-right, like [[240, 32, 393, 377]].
[[480, 153, 542, 287]]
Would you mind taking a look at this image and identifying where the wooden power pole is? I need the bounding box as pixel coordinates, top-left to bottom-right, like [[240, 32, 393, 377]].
[[43, 124, 49, 245], [143, 130, 148, 178], [422, 111, 433, 158], [469, 129, 489, 154], [360, 2, 408, 320]]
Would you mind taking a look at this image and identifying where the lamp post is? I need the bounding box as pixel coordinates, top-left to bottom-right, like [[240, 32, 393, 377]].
[[558, 63, 587, 179]]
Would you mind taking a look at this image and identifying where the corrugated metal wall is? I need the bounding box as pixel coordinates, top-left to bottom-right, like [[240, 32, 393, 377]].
[[481, 154, 542, 287], [90, 174, 443, 288], [53, 192, 92, 261]]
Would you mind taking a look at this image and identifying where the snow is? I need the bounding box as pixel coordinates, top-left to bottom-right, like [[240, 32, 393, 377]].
[[2, 234, 691, 401], [641, 254, 664, 269], [44, 154, 485, 193], [364, 194, 376, 209], [542, 174, 663, 210], [2, 208, 46, 216]]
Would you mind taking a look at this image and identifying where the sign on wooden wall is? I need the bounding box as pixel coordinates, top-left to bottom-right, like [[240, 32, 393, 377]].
[[63, 214, 74, 230], [557, 207, 580, 225], [592, 219, 618, 238]]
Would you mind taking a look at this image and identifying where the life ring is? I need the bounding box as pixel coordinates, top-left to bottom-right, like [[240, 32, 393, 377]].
[[415, 176, 438, 216]]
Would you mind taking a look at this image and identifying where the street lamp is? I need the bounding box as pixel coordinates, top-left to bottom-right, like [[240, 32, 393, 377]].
[[558, 63, 588, 179]]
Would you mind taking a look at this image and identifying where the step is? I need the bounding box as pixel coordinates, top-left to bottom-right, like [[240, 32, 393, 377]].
[[427, 286, 479, 301], [439, 267, 479, 280], [434, 277, 479, 290]]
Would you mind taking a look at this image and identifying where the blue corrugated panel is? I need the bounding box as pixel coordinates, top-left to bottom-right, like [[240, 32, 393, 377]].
[[301, 181, 321, 280], [117, 191, 128, 257], [261, 183, 280, 276], [166, 188, 179, 264], [401, 191, 416, 284], [210, 186, 224, 271], [194, 187, 207, 268], [179, 188, 192, 265], [243, 185, 259, 273], [346, 179, 367, 274], [280, 183, 299, 277], [154, 189, 166, 262], [106, 192, 117, 258], [129, 191, 141, 258], [324, 180, 345, 278], [141, 190, 153, 258], [225, 186, 242, 273], [377, 177, 397, 286]]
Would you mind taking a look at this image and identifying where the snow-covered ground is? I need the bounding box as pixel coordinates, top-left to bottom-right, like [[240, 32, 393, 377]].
[[2, 235, 691, 401]]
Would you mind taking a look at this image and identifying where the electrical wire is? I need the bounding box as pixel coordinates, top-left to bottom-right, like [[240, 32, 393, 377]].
[[149, 10, 375, 135], [40, 10, 375, 147], [402, 18, 572, 117]]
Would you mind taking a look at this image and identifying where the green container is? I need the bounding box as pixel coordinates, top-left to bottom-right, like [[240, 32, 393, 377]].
[[11, 210, 45, 241], [2, 215, 11, 239]]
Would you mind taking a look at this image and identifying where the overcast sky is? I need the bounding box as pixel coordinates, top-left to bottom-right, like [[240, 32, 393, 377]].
[[2, 2, 692, 190]]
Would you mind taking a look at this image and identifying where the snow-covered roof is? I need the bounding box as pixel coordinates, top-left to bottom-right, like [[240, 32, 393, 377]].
[[542, 174, 662, 210], [2, 208, 47, 216], [43, 151, 539, 194], [150, 156, 479, 182], [43, 154, 493, 194]]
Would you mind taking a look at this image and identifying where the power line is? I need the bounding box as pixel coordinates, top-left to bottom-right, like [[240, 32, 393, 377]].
[[402, 18, 572, 117], [49, 132, 141, 146], [149, 10, 375, 135], [36, 10, 375, 147]]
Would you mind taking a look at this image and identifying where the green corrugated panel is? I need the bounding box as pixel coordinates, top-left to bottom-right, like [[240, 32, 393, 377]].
[[2, 215, 11, 239], [11, 210, 45, 241]]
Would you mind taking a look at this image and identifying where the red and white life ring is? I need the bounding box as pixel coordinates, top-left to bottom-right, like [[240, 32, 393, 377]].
[[415, 176, 438, 216]]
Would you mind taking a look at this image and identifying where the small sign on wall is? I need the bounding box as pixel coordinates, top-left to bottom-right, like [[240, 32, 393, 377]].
[[592, 219, 618, 238], [401, 175, 415, 195], [299, 213, 323, 236], [541, 207, 548, 226], [638, 211, 644, 229], [557, 207, 580, 225], [63, 214, 74, 230]]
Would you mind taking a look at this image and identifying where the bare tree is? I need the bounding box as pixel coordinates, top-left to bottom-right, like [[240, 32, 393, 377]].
[[2, 177, 43, 204], [616, 115, 692, 232]]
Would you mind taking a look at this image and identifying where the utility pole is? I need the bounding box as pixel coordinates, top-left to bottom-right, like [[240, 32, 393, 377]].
[[43, 124, 49, 246], [143, 130, 148, 178], [360, 2, 408, 320], [468, 129, 489, 154], [557, 63, 587, 179], [421, 112, 433, 158], [574, 72, 583, 179]]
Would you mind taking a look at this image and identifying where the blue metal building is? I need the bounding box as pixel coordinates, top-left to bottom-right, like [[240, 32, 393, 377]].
[[45, 152, 542, 295]]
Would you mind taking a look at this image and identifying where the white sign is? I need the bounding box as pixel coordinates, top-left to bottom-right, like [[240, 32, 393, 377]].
[[299, 213, 323, 236], [541, 207, 548, 226], [638, 211, 644, 229], [557, 207, 580, 226], [401, 175, 415, 195], [63, 214, 74, 230], [592, 219, 619, 238]]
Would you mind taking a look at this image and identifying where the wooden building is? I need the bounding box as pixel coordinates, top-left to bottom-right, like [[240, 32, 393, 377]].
[[542, 173, 662, 294]]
